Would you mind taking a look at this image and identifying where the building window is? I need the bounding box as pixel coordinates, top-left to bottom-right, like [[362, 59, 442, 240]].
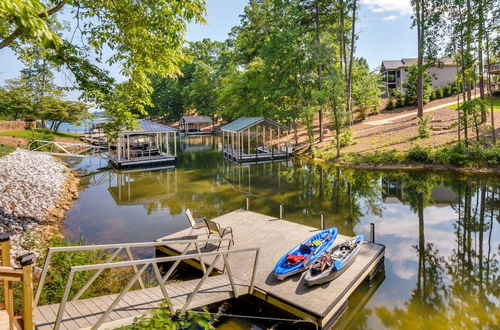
[[396, 71, 401, 78]]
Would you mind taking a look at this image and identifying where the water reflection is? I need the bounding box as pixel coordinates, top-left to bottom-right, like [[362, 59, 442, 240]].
[[63, 136, 499, 328]]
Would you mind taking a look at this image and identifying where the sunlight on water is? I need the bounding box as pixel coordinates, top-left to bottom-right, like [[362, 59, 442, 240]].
[[64, 136, 499, 329]]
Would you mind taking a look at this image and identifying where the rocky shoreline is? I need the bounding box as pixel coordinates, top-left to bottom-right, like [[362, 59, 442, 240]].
[[0, 149, 79, 265]]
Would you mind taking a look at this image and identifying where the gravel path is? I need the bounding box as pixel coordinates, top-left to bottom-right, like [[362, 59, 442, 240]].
[[0, 149, 69, 263]]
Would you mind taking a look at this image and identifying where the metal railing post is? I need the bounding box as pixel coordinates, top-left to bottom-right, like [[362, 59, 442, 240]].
[[249, 249, 260, 293], [246, 196, 250, 211], [279, 203, 284, 219], [321, 212, 325, 230], [370, 223, 375, 243]]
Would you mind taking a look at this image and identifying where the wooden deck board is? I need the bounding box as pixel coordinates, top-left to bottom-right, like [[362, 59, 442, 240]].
[[158, 210, 385, 324], [35, 275, 249, 329]]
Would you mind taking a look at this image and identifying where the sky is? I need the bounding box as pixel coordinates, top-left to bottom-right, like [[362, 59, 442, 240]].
[[0, 0, 417, 88]]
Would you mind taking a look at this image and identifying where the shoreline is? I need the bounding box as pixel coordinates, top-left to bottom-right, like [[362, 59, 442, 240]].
[[0, 149, 80, 265], [297, 155, 500, 175]]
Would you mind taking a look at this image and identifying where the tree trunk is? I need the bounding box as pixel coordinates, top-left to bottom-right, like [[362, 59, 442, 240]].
[[346, 0, 357, 126], [485, 35, 496, 143], [416, 0, 424, 118], [478, 0, 486, 124], [315, 1, 323, 143]]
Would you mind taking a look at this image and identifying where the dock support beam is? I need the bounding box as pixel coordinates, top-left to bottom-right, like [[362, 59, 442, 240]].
[[370, 223, 375, 243]]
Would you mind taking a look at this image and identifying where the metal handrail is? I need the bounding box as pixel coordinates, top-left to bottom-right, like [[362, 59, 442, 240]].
[[34, 238, 232, 306], [52, 246, 260, 330], [28, 140, 106, 157]]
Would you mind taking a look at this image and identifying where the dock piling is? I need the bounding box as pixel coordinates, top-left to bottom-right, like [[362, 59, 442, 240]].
[[246, 196, 250, 211], [279, 203, 284, 219], [370, 223, 375, 243], [320, 212, 325, 230]]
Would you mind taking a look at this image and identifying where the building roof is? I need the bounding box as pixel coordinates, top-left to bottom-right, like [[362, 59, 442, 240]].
[[180, 115, 213, 124], [382, 57, 456, 70], [120, 119, 177, 134], [220, 117, 288, 133]]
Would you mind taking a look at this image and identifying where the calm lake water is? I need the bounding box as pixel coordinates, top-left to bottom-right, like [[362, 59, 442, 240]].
[[63, 136, 499, 329]]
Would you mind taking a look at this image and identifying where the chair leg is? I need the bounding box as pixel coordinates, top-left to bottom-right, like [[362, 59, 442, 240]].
[[205, 232, 211, 250]]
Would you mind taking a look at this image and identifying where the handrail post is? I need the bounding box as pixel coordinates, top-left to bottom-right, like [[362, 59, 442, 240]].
[[1, 233, 14, 330], [321, 212, 325, 230], [249, 248, 260, 294], [18, 253, 35, 330], [279, 203, 284, 219], [246, 196, 250, 211], [34, 249, 53, 306], [370, 223, 375, 243], [55, 270, 75, 330]]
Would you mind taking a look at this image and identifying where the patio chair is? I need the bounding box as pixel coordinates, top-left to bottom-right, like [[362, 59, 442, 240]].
[[185, 209, 206, 230], [204, 219, 234, 250]]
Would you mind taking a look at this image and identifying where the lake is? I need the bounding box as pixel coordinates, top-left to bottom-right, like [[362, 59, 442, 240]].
[[63, 135, 499, 329]]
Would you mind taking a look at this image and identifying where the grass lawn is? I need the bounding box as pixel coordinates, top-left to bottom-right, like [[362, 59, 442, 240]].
[[0, 128, 81, 139], [0, 145, 16, 158], [446, 96, 500, 112]]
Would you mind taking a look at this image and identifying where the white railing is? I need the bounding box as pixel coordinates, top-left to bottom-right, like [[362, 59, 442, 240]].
[[28, 140, 107, 157]]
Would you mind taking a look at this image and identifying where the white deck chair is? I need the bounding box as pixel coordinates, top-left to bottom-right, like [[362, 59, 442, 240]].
[[185, 209, 206, 230]]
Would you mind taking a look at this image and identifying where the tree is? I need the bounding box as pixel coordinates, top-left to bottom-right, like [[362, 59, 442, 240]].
[[352, 58, 382, 120], [0, 77, 34, 120], [411, 0, 444, 118], [404, 64, 433, 105], [1, 0, 207, 132]]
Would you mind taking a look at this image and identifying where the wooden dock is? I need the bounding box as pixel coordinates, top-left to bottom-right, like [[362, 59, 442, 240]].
[[35, 275, 249, 330], [157, 210, 385, 328]]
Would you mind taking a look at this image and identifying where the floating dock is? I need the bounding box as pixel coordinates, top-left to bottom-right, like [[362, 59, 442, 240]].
[[157, 210, 385, 328]]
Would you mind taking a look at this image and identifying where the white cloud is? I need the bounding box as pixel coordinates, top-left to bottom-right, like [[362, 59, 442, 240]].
[[382, 15, 399, 21], [362, 0, 413, 20]]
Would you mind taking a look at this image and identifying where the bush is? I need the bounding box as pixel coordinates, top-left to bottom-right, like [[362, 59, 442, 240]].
[[396, 97, 405, 107], [121, 300, 214, 329], [406, 145, 433, 163], [385, 99, 395, 110], [339, 128, 356, 147], [429, 90, 436, 101], [417, 115, 432, 139], [404, 97, 412, 106], [26, 129, 54, 151], [435, 88, 444, 99], [443, 85, 452, 97]]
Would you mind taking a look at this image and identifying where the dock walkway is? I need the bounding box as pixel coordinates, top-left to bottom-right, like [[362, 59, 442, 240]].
[[35, 275, 249, 330], [157, 210, 385, 328]]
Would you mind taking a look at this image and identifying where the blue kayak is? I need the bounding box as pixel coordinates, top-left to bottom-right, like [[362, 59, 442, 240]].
[[273, 228, 338, 280]]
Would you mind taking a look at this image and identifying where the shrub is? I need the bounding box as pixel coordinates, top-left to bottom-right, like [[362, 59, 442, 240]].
[[339, 128, 356, 147], [121, 300, 214, 329], [385, 99, 395, 110], [26, 129, 54, 151], [443, 84, 452, 97], [371, 105, 380, 115], [396, 97, 405, 107], [404, 97, 412, 106], [430, 90, 436, 101], [435, 88, 444, 99], [417, 115, 432, 139], [406, 145, 433, 163]]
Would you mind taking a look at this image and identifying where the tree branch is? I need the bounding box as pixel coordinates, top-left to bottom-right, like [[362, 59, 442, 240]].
[[0, 1, 66, 49]]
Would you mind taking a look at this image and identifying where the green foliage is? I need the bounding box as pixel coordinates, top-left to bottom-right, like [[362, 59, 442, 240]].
[[404, 64, 433, 105], [417, 115, 432, 139], [430, 89, 436, 101], [353, 59, 382, 120], [406, 145, 433, 162], [339, 127, 356, 147], [37, 236, 133, 307], [386, 98, 395, 110], [362, 149, 406, 164], [443, 84, 452, 97], [0, 144, 15, 157], [435, 88, 443, 99], [1, 0, 207, 135], [121, 300, 214, 330]]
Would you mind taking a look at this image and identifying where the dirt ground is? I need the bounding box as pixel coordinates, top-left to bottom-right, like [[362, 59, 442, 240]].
[[293, 92, 499, 155]]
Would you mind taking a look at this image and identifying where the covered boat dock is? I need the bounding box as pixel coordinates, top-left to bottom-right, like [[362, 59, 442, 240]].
[[220, 117, 292, 163], [108, 119, 177, 169], [179, 115, 213, 135]]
